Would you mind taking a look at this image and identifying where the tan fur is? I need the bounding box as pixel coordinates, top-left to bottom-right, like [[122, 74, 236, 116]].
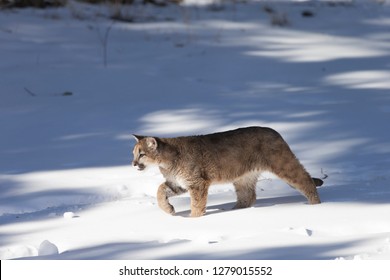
[[132, 126, 322, 217]]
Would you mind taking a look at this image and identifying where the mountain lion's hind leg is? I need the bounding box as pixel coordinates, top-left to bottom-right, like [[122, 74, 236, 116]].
[[267, 141, 322, 205], [271, 163, 321, 205], [157, 182, 187, 215], [233, 173, 258, 209]]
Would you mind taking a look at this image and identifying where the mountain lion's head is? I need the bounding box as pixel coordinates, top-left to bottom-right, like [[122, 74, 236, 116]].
[[132, 135, 159, 171]]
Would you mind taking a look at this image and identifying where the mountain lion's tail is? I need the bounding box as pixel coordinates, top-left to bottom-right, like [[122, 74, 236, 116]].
[[312, 177, 324, 187]]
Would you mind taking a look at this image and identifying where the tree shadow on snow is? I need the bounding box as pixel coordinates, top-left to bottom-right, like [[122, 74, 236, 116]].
[[16, 237, 371, 260], [17, 239, 191, 260], [160, 238, 370, 260]]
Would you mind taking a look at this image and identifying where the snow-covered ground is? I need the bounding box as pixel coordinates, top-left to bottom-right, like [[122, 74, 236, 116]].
[[1, 0, 390, 260]]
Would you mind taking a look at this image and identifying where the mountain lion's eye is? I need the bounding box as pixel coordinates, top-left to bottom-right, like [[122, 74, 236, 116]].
[[139, 153, 146, 159]]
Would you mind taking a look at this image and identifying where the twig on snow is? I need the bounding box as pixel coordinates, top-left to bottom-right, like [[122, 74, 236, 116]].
[[24, 87, 37, 97]]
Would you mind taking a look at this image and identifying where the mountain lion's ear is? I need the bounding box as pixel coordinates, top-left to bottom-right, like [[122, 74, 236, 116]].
[[132, 134, 145, 142], [145, 137, 158, 151]]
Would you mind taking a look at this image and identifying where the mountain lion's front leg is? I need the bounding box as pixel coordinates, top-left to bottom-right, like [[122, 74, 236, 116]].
[[188, 183, 210, 217], [157, 182, 187, 215]]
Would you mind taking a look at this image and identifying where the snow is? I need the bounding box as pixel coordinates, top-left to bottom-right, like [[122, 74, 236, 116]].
[[1, 0, 390, 260], [38, 240, 59, 256], [63, 212, 77, 219]]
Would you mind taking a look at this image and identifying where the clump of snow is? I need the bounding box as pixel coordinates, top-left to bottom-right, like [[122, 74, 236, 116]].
[[63, 212, 76, 219], [0, 245, 38, 260], [38, 240, 59, 257]]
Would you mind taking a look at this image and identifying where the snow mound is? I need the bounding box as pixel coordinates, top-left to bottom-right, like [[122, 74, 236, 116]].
[[63, 212, 77, 219], [38, 240, 59, 257], [0, 245, 38, 260]]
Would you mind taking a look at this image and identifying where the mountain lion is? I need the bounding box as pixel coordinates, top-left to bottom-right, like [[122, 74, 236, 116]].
[[132, 126, 323, 217]]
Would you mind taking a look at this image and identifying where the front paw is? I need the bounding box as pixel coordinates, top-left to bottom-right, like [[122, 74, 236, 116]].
[[190, 209, 206, 218], [167, 206, 176, 215], [159, 203, 176, 215]]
